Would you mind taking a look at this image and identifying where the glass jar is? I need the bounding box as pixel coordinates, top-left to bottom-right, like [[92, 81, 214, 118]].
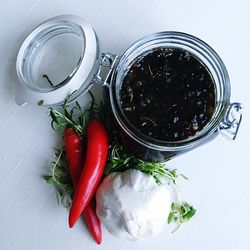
[[108, 32, 243, 161], [15, 15, 242, 162]]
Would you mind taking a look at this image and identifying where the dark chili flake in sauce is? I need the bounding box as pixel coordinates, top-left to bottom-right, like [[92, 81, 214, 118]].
[[120, 47, 215, 141]]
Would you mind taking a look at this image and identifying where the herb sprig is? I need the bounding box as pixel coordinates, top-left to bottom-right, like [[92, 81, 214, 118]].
[[105, 143, 187, 184], [168, 202, 196, 232], [43, 148, 73, 208], [49, 92, 101, 138]]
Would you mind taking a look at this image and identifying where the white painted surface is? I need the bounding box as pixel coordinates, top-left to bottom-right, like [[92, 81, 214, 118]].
[[0, 0, 250, 249]]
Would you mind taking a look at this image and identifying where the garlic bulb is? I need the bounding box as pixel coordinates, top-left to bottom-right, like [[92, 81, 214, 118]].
[[96, 169, 171, 240]]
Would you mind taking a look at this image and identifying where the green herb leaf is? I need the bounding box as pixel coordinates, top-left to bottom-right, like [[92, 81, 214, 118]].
[[168, 212, 175, 224], [168, 201, 196, 231], [43, 175, 53, 184], [38, 100, 44, 106], [49, 108, 59, 124], [183, 207, 196, 221], [76, 101, 81, 111], [171, 202, 177, 210]]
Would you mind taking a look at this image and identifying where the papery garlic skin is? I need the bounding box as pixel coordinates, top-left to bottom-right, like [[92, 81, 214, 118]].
[[96, 169, 171, 240]]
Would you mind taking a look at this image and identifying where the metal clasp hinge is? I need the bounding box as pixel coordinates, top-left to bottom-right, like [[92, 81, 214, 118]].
[[219, 102, 243, 141], [95, 53, 120, 86]]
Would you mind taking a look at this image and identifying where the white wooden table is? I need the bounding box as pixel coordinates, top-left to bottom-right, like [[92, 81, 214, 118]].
[[0, 0, 250, 249]]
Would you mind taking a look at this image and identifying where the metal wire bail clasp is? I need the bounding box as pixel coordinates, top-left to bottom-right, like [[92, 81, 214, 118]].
[[219, 102, 243, 141], [95, 53, 119, 86]]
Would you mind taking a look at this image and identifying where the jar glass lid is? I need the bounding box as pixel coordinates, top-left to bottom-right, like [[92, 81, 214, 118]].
[[16, 15, 99, 106]]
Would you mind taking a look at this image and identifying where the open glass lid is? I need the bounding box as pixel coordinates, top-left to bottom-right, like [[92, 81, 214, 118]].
[[15, 15, 99, 106]]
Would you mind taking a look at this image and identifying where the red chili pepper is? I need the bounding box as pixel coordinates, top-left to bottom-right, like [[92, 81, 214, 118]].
[[68, 120, 109, 228], [64, 128, 83, 182], [64, 128, 102, 244]]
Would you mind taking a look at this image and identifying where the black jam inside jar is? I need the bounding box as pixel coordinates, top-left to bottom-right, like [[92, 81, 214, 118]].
[[120, 47, 216, 142]]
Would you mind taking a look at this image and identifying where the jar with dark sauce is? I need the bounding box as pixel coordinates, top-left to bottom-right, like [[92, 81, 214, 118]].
[[109, 32, 240, 162], [120, 47, 215, 142]]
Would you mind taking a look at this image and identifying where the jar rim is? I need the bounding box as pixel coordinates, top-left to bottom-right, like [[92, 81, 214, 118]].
[[15, 15, 98, 106], [109, 31, 231, 151]]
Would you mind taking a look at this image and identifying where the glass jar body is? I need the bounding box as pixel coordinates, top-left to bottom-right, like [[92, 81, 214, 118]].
[[108, 32, 235, 162]]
